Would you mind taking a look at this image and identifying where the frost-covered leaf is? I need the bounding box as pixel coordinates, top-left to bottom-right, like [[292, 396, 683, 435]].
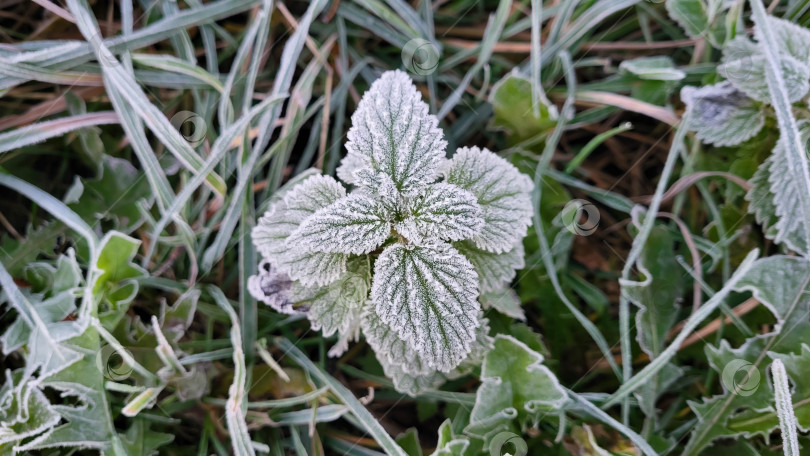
[[372, 243, 480, 372], [326, 312, 362, 358], [621, 227, 685, 418], [444, 312, 493, 380], [395, 183, 483, 244], [25, 341, 122, 451], [455, 240, 524, 293], [363, 306, 447, 395], [247, 260, 297, 314], [0, 371, 61, 447], [684, 255, 810, 454], [252, 175, 348, 286], [362, 308, 435, 376], [719, 32, 810, 103], [375, 352, 446, 396], [429, 419, 472, 456], [295, 258, 370, 338], [336, 151, 367, 185], [0, 262, 83, 380], [666, 0, 729, 46], [252, 174, 347, 258], [620, 56, 685, 81], [353, 168, 402, 213], [466, 335, 567, 438], [292, 192, 391, 255], [479, 287, 525, 321], [681, 82, 765, 147], [747, 120, 810, 255], [443, 147, 533, 253], [345, 70, 447, 195]]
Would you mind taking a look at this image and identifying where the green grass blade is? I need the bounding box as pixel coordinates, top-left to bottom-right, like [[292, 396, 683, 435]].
[[275, 338, 408, 456]]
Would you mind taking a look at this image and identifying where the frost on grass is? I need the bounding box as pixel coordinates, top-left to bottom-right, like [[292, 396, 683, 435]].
[[250, 70, 534, 394], [747, 120, 810, 255], [718, 17, 810, 104]]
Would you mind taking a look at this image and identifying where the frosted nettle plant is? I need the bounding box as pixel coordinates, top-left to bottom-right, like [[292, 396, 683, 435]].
[[249, 70, 534, 394]]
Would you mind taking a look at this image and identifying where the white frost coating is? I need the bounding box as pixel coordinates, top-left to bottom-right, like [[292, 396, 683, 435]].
[[747, 121, 810, 255], [375, 351, 446, 396], [444, 312, 494, 380], [395, 183, 484, 244], [680, 82, 765, 147], [443, 147, 534, 253], [327, 312, 362, 358], [335, 151, 368, 184], [291, 192, 391, 255], [345, 70, 447, 195], [252, 175, 346, 258], [455, 240, 524, 293], [372, 242, 480, 372], [719, 34, 810, 104], [294, 260, 369, 337], [361, 307, 434, 376], [247, 260, 298, 314], [771, 359, 800, 456], [252, 175, 348, 286], [354, 167, 402, 212]]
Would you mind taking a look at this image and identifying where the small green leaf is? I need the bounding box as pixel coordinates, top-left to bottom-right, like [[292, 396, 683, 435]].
[[466, 335, 567, 438], [489, 73, 557, 145]]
